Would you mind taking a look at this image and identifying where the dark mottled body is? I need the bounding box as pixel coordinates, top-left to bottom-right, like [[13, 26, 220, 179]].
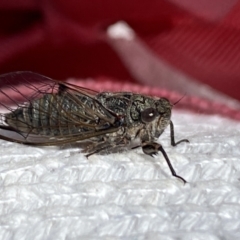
[[0, 71, 189, 183], [6, 90, 171, 144]]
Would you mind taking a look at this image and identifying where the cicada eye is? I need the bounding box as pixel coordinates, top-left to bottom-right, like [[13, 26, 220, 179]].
[[141, 108, 158, 123]]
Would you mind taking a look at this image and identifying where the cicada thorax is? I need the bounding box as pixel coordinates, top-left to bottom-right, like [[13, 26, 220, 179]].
[[96, 93, 173, 142], [96, 92, 132, 115]]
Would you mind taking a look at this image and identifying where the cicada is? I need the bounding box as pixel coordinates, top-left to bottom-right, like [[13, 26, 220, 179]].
[[0, 71, 189, 183]]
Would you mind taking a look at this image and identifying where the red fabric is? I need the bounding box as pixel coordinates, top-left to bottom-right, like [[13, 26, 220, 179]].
[[0, 0, 240, 101]]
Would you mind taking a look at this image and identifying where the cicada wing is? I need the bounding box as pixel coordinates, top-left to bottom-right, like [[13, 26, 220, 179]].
[[0, 71, 61, 116], [0, 71, 120, 146], [0, 124, 120, 146], [0, 71, 98, 105]]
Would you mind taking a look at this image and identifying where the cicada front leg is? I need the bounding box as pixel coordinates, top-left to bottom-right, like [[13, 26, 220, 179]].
[[84, 136, 131, 158], [170, 121, 189, 146], [142, 142, 187, 184]]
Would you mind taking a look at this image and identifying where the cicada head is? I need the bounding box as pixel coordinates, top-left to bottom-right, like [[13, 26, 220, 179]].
[[140, 97, 172, 139], [128, 95, 172, 141]]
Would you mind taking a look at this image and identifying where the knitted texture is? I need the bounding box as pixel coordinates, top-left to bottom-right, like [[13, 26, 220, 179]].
[[0, 111, 239, 239]]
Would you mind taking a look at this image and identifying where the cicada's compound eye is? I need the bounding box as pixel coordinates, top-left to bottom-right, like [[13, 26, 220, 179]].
[[141, 107, 158, 123]]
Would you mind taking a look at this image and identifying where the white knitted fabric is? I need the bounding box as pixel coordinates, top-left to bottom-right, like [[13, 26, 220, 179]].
[[0, 111, 240, 240]]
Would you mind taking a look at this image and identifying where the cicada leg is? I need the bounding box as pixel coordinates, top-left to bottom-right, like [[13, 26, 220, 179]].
[[142, 142, 187, 184], [170, 121, 189, 146], [84, 137, 130, 158]]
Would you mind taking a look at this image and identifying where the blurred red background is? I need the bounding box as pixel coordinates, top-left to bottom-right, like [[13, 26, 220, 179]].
[[0, 0, 240, 102]]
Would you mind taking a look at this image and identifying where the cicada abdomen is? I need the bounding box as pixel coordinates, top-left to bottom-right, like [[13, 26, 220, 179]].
[[0, 72, 119, 144]]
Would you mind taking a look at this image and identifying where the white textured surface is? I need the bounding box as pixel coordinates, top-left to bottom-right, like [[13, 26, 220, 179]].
[[0, 111, 240, 240]]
